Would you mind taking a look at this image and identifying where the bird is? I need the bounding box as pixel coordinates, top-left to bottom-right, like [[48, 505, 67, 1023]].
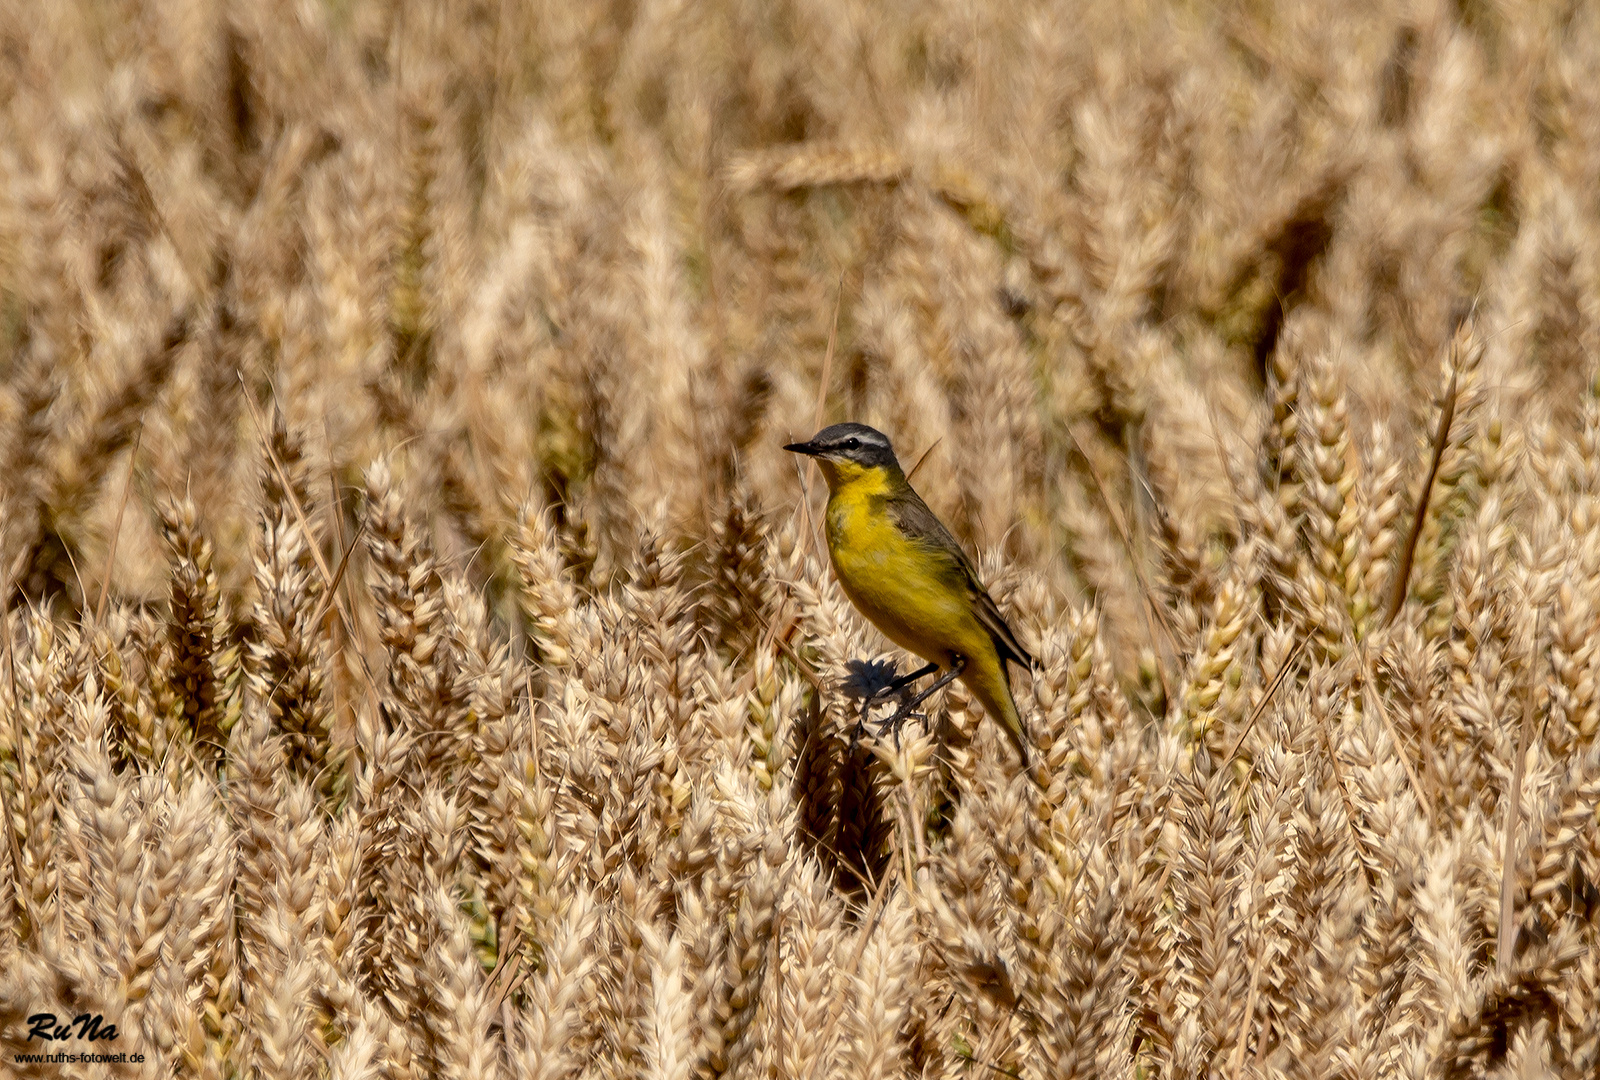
[[784, 422, 1035, 766]]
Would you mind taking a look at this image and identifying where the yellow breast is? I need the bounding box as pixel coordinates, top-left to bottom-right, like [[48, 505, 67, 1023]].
[[822, 472, 989, 667]]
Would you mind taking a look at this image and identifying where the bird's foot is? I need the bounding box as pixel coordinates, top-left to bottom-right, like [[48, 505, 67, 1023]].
[[841, 659, 896, 749], [874, 700, 929, 749], [842, 657, 966, 750], [856, 690, 925, 749], [871, 656, 967, 749]]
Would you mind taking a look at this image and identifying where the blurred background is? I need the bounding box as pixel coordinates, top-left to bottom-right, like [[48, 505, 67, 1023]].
[[0, 0, 1595, 675]]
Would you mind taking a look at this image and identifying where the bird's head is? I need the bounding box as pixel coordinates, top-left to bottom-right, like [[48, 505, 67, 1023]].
[[784, 423, 902, 490]]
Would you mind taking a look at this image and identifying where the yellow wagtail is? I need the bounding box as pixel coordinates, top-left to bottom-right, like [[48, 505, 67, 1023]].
[[785, 423, 1035, 765]]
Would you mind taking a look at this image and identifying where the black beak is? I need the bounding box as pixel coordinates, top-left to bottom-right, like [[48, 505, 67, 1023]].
[[784, 441, 821, 456]]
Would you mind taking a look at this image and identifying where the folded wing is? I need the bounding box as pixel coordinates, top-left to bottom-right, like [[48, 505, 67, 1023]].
[[886, 490, 1035, 670]]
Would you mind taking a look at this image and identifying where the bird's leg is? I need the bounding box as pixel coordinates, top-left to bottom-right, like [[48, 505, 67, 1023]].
[[854, 661, 937, 746], [844, 659, 934, 752], [871, 662, 939, 702], [877, 656, 966, 746]]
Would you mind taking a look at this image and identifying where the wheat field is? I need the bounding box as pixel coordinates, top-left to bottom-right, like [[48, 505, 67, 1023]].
[[0, 0, 1598, 1077]]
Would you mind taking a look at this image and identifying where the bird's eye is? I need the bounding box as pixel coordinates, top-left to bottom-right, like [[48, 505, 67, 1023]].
[[844, 438, 860, 450]]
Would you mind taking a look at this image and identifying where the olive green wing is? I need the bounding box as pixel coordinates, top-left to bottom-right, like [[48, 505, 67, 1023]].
[[887, 489, 1035, 670]]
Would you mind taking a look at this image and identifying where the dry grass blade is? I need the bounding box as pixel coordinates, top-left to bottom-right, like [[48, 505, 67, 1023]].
[[1, 614, 19, 909], [93, 423, 143, 626], [905, 438, 943, 485], [795, 272, 847, 561], [497, 964, 529, 1010], [307, 523, 367, 631], [1384, 368, 1458, 628], [848, 858, 899, 976], [1065, 425, 1179, 696], [725, 145, 908, 193], [1226, 634, 1307, 764], [815, 273, 844, 436], [237, 377, 337, 588], [1498, 612, 1541, 976], [1361, 644, 1431, 825], [238, 377, 388, 727], [1230, 955, 1265, 1080]]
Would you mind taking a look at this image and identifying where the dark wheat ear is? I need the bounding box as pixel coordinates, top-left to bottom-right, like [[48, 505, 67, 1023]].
[[157, 496, 225, 761]]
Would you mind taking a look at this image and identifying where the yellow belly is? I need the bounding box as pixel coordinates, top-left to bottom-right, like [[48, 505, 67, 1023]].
[[824, 491, 989, 667]]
